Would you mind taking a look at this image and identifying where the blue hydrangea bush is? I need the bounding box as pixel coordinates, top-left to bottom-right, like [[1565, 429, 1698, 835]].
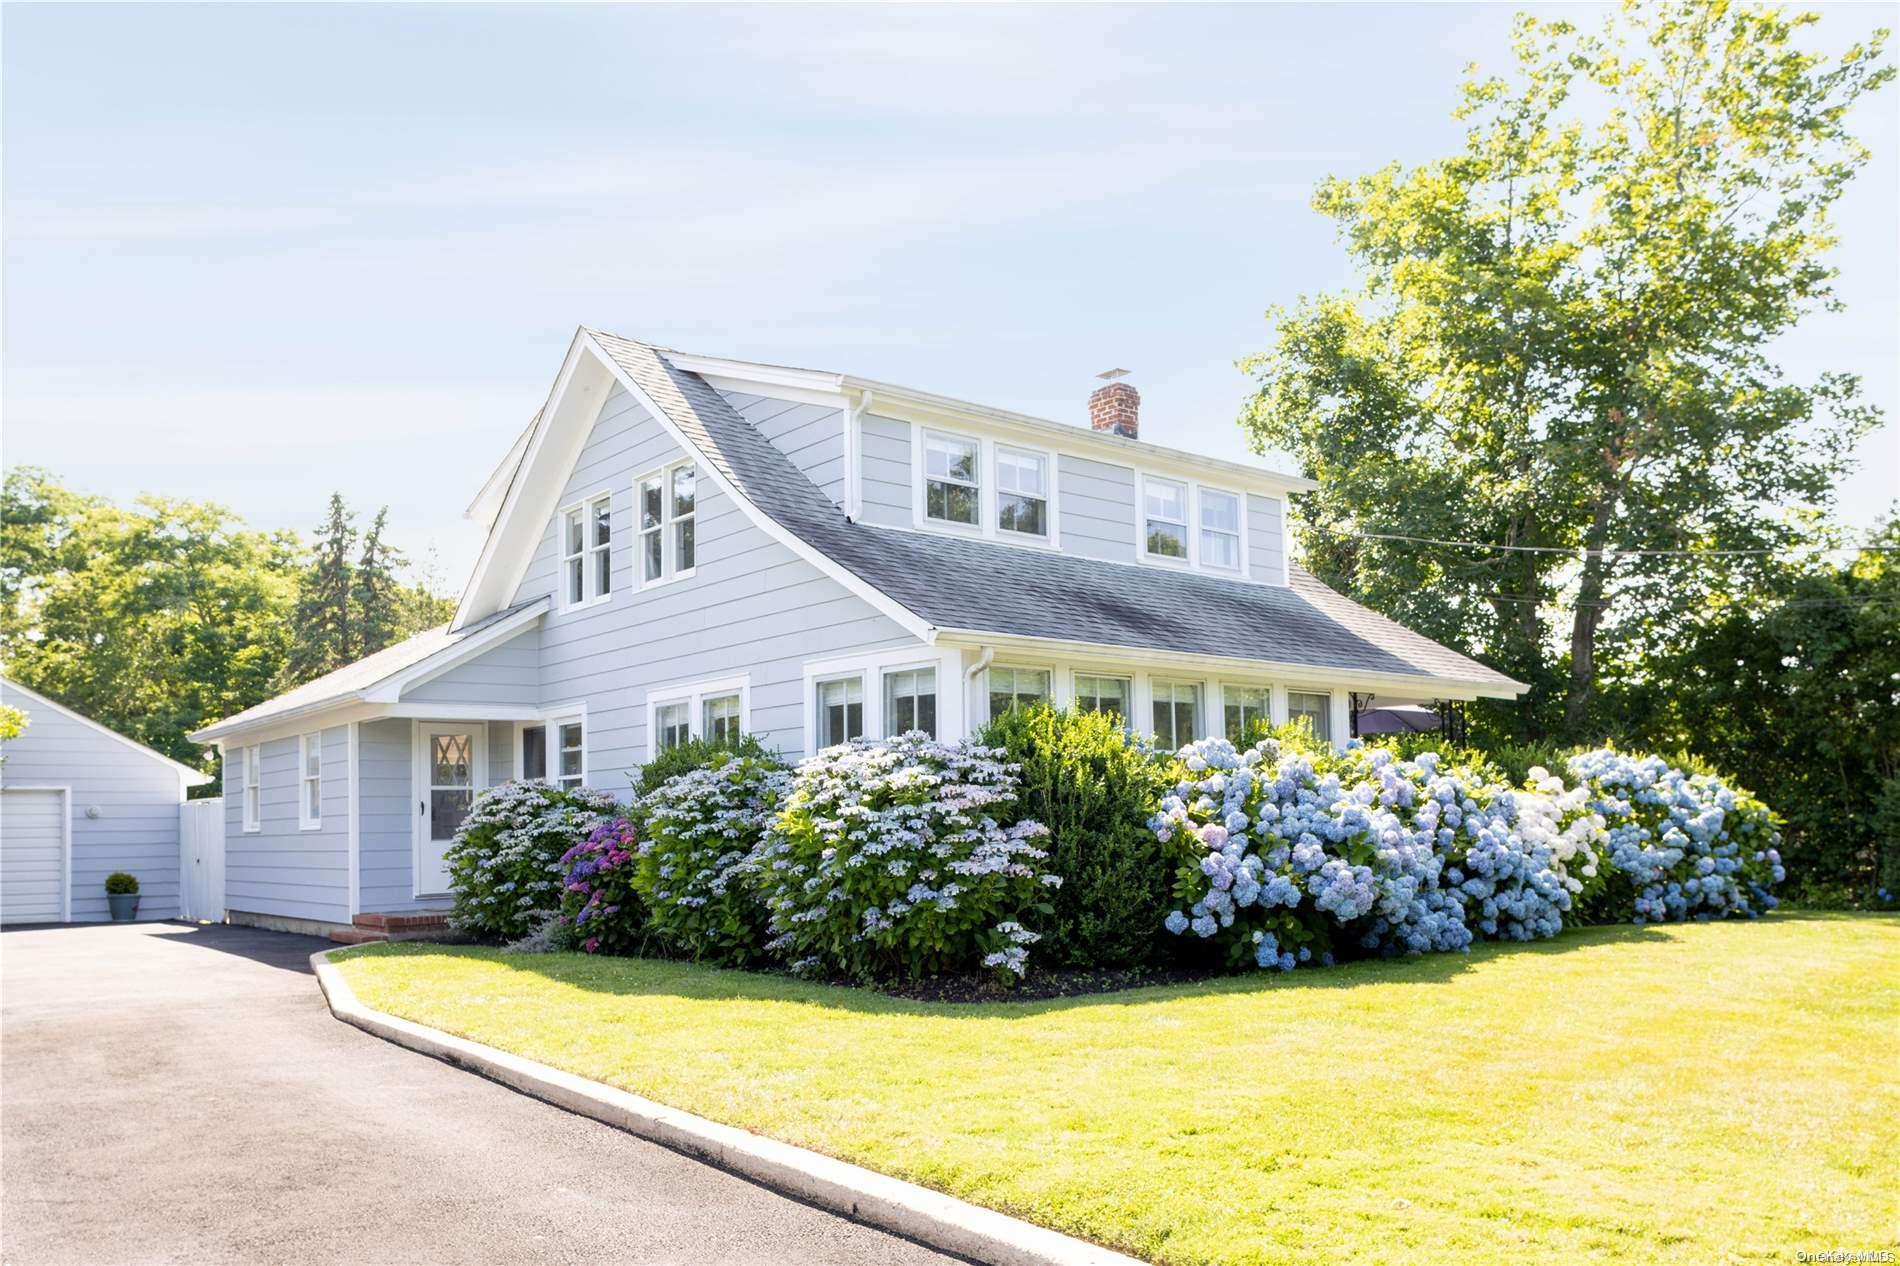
[[632, 753, 791, 966], [756, 732, 1060, 980], [445, 780, 623, 941], [1567, 750, 1783, 922]]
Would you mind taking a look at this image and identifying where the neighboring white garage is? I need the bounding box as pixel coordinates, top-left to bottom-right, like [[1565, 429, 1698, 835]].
[[1, 677, 212, 924]]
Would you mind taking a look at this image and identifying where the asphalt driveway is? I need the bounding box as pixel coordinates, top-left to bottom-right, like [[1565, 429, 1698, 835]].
[[1, 921, 955, 1265]]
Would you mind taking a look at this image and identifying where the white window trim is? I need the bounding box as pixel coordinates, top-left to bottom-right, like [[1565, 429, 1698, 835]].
[[634, 462, 699, 589], [558, 490, 615, 610], [644, 673, 751, 761], [1070, 670, 1134, 722], [982, 662, 1057, 726], [803, 646, 963, 754], [992, 442, 1058, 544], [1138, 472, 1192, 567], [298, 733, 323, 831], [1138, 472, 1250, 576], [511, 701, 589, 785], [1217, 680, 1275, 740], [552, 715, 587, 790], [811, 670, 868, 750], [908, 422, 1061, 549], [242, 745, 261, 833], [1197, 484, 1248, 576]]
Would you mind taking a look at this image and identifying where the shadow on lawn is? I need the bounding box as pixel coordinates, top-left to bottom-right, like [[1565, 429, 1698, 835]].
[[357, 919, 1687, 1021]]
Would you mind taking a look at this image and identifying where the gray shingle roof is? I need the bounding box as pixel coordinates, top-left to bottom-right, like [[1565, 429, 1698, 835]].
[[588, 330, 1523, 694], [189, 599, 547, 740]]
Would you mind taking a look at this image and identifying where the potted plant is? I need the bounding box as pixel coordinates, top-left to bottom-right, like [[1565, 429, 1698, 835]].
[[104, 872, 140, 922]]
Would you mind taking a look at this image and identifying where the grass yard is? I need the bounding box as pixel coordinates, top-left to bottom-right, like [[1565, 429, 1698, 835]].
[[335, 915, 1899, 1266]]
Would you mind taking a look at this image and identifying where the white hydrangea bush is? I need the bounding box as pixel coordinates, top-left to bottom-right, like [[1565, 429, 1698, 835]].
[[446, 779, 623, 941], [756, 732, 1059, 980]]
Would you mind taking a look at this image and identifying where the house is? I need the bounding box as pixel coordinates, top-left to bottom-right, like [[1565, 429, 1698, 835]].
[[1, 677, 214, 924], [189, 328, 1524, 937]]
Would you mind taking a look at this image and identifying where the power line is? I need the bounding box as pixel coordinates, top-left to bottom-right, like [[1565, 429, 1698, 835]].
[[1303, 524, 1898, 558]]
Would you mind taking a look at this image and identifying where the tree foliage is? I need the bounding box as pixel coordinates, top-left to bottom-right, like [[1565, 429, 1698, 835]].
[[1241, 0, 1892, 741]]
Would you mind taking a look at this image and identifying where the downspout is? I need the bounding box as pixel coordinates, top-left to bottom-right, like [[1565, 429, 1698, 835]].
[[964, 645, 995, 736], [844, 389, 874, 522]]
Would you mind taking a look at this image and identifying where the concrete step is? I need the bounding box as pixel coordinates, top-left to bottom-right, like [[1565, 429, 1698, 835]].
[[329, 926, 387, 945]]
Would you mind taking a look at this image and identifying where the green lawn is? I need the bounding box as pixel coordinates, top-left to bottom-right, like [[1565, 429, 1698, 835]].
[[335, 915, 1898, 1266]]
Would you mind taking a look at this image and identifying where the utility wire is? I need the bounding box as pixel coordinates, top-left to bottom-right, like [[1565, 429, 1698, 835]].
[[1302, 524, 1898, 558]]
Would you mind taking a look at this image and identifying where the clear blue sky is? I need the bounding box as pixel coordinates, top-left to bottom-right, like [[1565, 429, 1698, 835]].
[[5, 2, 1895, 590]]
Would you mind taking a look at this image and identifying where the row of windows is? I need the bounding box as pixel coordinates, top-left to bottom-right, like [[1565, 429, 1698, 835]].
[[237, 736, 325, 833], [985, 669, 1331, 748], [917, 426, 1252, 576], [560, 462, 699, 608], [518, 719, 585, 791]]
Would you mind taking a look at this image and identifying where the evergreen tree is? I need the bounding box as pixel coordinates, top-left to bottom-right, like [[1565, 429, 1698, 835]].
[[283, 493, 356, 685], [353, 507, 404, 656]]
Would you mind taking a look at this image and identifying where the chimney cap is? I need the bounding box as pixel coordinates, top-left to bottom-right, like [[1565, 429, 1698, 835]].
[[1095, 368, 1132, 382]]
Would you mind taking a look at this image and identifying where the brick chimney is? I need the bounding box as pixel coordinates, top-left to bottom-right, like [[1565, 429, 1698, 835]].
[[1088, 369, 1139, 439]]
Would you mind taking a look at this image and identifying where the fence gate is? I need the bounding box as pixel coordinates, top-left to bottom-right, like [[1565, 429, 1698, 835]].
[[179, 797, 225, 923]]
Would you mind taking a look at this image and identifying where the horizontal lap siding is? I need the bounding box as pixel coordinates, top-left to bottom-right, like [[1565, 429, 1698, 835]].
[[357, 717, 440, 914], [858, 415, 912, 527], [0, 684, 189, 922], [720, 391, 845, 508], [224, 726, 349, 924], [402, 627, 541, 706], [514, 384, 916, 782], [1058, 455, 1138, 563], [1247, 493, 1286, 585]]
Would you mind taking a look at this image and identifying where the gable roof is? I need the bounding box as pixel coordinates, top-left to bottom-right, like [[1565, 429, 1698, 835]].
[[0, 677, 214, 784], [566, 330, 1521, 696], [187, 598, 547, 743]]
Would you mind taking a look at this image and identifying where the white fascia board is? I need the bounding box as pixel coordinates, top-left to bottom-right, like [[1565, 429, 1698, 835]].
[[577, 332, 938, 645], [464, 414, 538, 524], [930, 630, 1524, 700], [361, 599, 549, 703], [1, 676, 214, 784], [846, 377, 1320, 497], [663, 351, 844, 399]]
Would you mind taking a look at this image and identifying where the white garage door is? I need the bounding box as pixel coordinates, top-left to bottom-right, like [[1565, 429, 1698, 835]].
[[2, 789, 68, 924]]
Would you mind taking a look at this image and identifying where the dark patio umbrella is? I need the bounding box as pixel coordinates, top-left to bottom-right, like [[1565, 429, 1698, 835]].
[[1356, 705, 1441, 735]]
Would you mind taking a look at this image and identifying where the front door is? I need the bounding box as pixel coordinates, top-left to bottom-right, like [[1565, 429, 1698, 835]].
[[417, 726, 482, 896]]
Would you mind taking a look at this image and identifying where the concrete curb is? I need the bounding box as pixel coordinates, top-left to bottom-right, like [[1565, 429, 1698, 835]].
[[311, 948, 1147, 1266]]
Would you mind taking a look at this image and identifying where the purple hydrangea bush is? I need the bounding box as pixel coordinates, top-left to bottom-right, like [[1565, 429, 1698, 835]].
[[632, 753, 791, 967], [558, 817, 643, 955], [445, 780, 622, 941], [1568, 750, 1783, 922], [756, 732, 1059, 980]]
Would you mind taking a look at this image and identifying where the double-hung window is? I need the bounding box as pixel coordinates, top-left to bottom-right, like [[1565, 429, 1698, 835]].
[[816, 676, 864, 748], [1151, 679, 1200, 750], [987, 666, 1049, 720], [923, 433, 980, 527], [556, 720, 585, 789], [1073, 674, 1131, 721], [242, 745, 261, 832], [637, 463, 697, 585], [647, 677, 749, 758], [1143, 477, 1189, 560], [703, 692, 742, 744], [883, 667, 937, 737], [1223, 685, 1270, 742], [995, 447, 1049, 538], [1200, 489, 1242, 571], [299, 734, 322, 829], [1288, 691, 1333, 742], [562, 494, 613, 606], [653, 701, 690, 754]]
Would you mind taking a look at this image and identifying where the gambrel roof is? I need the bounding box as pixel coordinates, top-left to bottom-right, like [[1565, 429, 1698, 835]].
[[457, 328, 1524, 699]]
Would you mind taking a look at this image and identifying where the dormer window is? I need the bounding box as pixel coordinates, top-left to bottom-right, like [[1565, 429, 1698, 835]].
[[1200, 488, 1241, 571], [995, 446, 1049, 538], [1143, 476, 1188, 560], [924, 433, 980, 527]]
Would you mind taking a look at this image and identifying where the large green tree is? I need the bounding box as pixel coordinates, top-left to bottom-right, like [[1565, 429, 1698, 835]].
[[1241, 0, 1891, 740]]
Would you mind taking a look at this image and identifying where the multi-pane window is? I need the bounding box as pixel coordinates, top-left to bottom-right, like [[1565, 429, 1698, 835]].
[[1073, 674, 1131, 720], [299, 734, 322, 829], [637, 464, 697, 584], [242, 745, 261, 831], [653, 702, 690, 755], [1200, 489, 1242, 571], [1151, 679, 1201, 750], [521, 725, 548, 780], [1144, 477, 1188, 559], [883, 667, 938, 737], [557, 721, 585, 790], [562, 496, 612, 605], [995, 447, 1049, 538], [1288, 691, 1333, 742], [562, 507, 586, 604], [671, 466, 697, 573], [987, 666, 1049, 720], [1223, 685, 1270, 742], [816, 676, 864, 748], [924, 433, 980, 526], [591, 498, 613, 595], [703, 693, 742, 745]]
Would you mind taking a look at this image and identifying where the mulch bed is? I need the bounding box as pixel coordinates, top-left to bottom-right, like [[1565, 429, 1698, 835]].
[[870, 964, 1226, 1005]]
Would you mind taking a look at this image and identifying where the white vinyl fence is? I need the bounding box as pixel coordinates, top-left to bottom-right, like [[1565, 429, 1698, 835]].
[[179, 797, 225, 923]]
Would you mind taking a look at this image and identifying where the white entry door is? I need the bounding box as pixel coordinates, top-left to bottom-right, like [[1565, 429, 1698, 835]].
[[416, 726, 483, 896]]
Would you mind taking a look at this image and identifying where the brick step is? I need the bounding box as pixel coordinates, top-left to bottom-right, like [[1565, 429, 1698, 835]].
[[329, 926, 387, 945], [353, 911, 451, 933]]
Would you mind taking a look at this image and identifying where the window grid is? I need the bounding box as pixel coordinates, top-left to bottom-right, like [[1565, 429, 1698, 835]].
[[816, 676, 864, 748], [923, 432, 980, 527], [703, 693, 742, 745], [242, 745, 261, 832], [300, 734, 322, 829], [1143, 477, 1189, 560], [1200, 489, 1242, 571], [557, 720, 585, 789], [883, 667, 938, 738], [638, 476, 663, 584], [995, 446, 1049, 538], [671, 466, 697, 574], [562, 508, 586, 605], [590, 496, 612, 597]]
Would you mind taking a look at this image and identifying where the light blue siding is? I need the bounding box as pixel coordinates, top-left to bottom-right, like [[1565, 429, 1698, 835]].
[[511, 384, 917, 781], [356, 718, 416, 913], [224, 726, 349, 925], [1247, 493, 1287, 585], [857, 414, 912, 528], [1057, 454, 1138, 563], [402, 627, 541, 706], [719, 391, 845, 507], [0, 681, 193, 922]]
